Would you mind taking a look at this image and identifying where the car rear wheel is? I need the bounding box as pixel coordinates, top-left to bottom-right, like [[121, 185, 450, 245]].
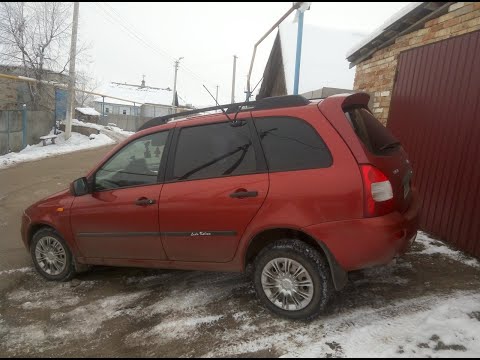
[[31, 228, 76, 281], [253, 239, 333, 320]]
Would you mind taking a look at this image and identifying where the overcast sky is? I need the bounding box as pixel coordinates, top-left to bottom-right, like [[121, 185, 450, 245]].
[[78, 2, 411, 106]]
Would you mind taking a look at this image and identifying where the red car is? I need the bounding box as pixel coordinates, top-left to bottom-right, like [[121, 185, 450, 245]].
[[21, 93, 419, 320]]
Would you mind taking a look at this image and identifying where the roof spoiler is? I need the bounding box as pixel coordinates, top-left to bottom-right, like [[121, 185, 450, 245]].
[[341, 92, 370, 108]]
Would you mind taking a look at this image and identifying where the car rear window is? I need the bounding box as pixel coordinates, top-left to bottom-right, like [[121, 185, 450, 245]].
[[344, 107, 400, 155], [254, 116, 332, 172]]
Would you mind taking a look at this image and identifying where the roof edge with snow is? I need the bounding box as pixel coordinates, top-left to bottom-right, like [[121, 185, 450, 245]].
[[75, 107, 100, 116], [346, 2, 453, 67]]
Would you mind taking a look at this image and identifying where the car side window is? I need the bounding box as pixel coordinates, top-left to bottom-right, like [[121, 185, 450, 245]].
[[95, 131, 169, 191], [172, 122, 257, 181], [254, 116, 332, 172]]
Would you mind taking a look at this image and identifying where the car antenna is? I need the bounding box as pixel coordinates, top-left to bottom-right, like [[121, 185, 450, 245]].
[[202, 85, 244, 126]]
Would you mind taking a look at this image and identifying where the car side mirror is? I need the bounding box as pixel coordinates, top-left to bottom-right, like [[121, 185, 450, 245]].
[[71, 177, 90, 196]]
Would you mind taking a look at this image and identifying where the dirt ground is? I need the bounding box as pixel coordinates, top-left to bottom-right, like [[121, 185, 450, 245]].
[[0, 146, 115, 273], [0, 150, 479, 357]]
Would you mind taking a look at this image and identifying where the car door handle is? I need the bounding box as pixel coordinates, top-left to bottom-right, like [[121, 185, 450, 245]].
[[135, 197, 156, 206], [229, 190, 258, 199]]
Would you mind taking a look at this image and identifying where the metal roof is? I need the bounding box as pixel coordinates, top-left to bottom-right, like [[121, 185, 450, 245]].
[[347, 2, 453, 68]]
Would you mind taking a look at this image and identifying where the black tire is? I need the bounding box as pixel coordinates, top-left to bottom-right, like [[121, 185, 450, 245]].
[[30, 228, 76, 281], [253, 239, 333, 320]]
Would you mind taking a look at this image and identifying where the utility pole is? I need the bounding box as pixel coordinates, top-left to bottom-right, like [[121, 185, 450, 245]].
[[293, 2, 311, 95], [64, 2, 79, 140], [172, 57, 183, 114], [231, 55, 237, 103], [215, 85, 219, 103], [246, 2, 303, 101]]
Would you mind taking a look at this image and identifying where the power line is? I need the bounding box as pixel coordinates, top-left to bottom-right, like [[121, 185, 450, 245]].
[[99, 3, 175, 61], [95, 2, 215, 89], [102, 3, 216, 89]]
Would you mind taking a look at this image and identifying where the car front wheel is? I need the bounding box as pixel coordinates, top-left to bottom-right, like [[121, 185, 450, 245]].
[[253, 239, 333, 320], [30, 228, 76, 281]]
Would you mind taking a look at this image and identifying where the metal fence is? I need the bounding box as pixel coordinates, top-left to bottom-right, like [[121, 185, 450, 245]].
[[0, 108, 25, 155], [0, 108, 54, 156], [97, 114, 152, 132]]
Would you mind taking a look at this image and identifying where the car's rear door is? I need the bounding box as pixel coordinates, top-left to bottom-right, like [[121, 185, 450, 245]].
[[159, 116, 269, 263]]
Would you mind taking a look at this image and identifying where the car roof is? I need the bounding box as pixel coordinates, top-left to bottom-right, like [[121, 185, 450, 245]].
[[134, 93, 355, 138], [137, 95, 311, 132]]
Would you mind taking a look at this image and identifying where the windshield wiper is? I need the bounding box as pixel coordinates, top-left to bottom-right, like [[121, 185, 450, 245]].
[[379, 141, 401, 151], [178, 143, 251, 180]]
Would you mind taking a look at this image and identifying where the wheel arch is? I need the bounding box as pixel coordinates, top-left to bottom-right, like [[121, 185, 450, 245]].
[[244, 227, 348, 290], [27, 223, 56, 249]]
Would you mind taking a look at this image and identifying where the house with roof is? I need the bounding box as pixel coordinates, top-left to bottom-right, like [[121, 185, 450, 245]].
[[347, 2, 480, 259], [257, 22, 366, 100], [92, 78, 177, 119], [75, 107, 100, 123]]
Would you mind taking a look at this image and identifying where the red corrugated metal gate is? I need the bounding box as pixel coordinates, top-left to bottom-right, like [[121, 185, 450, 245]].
[[387, 30, 480, 258]]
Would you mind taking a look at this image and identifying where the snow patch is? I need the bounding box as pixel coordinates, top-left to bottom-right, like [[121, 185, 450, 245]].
[[204, 292, 480, 358], [51, 291, 148, 335], [144, 273, 246, 316], [128, 314, 223, 346], [7, 284, 87, 310], [3, 325, 48, 354], [20, 297, 81, 310], [414, 231, 480, 268], [76, 107, 100, 116], [0, 130, 114, 170], [281, 292, 480, 358], [0, 267, 32, 276], [232, 311, 249, 322], [147, 287, 229, 316], [71, 118, 134, 137], [346, 2, 425, 58], [360, 261, 410, 286]]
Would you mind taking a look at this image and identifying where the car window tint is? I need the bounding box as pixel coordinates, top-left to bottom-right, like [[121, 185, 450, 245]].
[[345, 107, 400, 155], [95, 131, 168, 190], [173, 122, 256, 181], [254, 116, 332, 171]]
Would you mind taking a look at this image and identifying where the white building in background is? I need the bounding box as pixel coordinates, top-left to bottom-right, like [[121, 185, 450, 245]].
[[93, 78, 191, 118]]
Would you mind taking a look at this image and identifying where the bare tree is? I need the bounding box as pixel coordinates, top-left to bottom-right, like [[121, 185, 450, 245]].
[[75, 71, 99, 107], [0, 2, 84, 110]]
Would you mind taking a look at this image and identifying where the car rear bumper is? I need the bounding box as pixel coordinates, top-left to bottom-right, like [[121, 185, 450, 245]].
[[303, 189, 420, 271]]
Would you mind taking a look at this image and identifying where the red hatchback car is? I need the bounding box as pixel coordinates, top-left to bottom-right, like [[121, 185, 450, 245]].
[[21, 93, 419, 319]]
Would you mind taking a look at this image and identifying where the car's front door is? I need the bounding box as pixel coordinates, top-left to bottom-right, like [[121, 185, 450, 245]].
[[159, 118, 269, 263], [70, 130, 170, 261]]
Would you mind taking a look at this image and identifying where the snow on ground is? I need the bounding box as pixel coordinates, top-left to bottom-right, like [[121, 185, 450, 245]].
[[276, 292, 480, 358], [0, 130, 114, 170], [416, 231, 480, 268], [71, 119, 134, 137], [0, 232, 479, 357], [0, 267, 32, 276]]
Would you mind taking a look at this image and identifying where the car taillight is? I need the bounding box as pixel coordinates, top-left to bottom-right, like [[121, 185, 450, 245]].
[[360, 164, 394, 217]]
